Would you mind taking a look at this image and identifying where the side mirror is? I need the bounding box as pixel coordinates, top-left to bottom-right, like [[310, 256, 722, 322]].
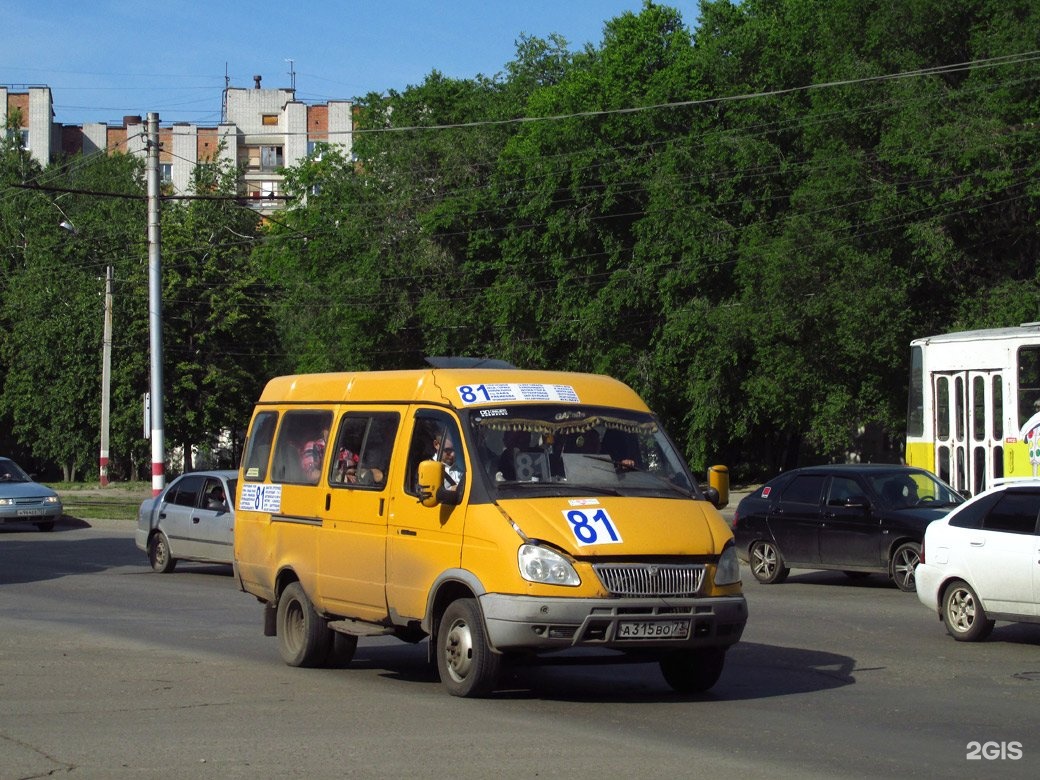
[[417, 460, 443, 507], [703, 486, 721, 508]]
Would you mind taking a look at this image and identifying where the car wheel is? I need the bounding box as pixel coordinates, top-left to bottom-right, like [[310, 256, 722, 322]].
[[750, 540, 789, 584], [889, 542, 921, 592], [35, 521, 55, 532], [942, 580, 995, 642], [148, 531, 177, 573], [276, 582, 332, 667], [659, 647, 726, 694], [436, 598, 500, 697]]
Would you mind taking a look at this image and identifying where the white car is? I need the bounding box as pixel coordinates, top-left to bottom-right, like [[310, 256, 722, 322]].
[[916, 479, 1040, 641], [136, 470, 237, 572]]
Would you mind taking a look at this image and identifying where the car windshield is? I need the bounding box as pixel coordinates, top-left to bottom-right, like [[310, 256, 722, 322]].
[[466, 404, 697, 499], [869, 470, 964, 509], [0, 460, 31, 483]]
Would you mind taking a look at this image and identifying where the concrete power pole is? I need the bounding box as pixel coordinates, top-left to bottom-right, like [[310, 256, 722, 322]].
[[146, 113, 165, 496], [99, 265, 112, 486]]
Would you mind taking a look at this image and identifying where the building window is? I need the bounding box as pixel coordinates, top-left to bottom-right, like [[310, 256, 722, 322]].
[[160, 163, 173, 183], [20, 129, 29, 150], [262, 114, 278, 126], [261, 145, 284, 171]]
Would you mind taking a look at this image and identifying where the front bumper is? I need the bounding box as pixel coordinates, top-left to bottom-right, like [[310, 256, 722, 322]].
[[479, 593, 748, 653], [0, 505, 63, 524]]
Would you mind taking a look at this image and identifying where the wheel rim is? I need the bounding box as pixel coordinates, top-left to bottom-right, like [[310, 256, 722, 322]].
[[153, 538, 168, 568], [751, 543, 777, 579], [443, 617, 474, 683], [947, 587, 977, 633], [893, 547, 920, 590]]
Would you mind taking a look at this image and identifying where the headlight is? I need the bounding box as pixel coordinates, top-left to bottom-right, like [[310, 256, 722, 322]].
[[0, 498, 13, 506], [713, 544, 741, 586], [43, 496, 60, 505], [518, 543, 580, 586]]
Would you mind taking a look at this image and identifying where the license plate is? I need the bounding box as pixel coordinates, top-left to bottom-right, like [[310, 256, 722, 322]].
[[616, 620, 690, 640], [16, 509, 45, 517]]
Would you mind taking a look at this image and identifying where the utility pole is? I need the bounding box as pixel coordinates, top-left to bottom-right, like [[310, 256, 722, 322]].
[[146, 113, 165, 496], [99, 265, 112, 486]]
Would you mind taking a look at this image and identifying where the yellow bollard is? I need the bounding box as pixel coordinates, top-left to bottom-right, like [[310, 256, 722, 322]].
[[708, 464, 729, 509]]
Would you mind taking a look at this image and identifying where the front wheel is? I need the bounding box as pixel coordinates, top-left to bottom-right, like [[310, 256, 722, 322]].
[[889, 542, 921, 592], [148, 531, 176, 573], [659, 648, 726, 694], [942, 580, 994, 642], [276, 582, 332, 667], [436, 598, 500, 697], [750, 540, 789, 584]]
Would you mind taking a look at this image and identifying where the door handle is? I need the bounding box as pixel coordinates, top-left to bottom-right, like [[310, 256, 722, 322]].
[[192, 516, 201, 524], [969, 539, 985, 547]]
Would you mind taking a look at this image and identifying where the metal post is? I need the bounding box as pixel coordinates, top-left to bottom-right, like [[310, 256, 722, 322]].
[[99, 265, 112, 486], [146, 113, 165, 496]]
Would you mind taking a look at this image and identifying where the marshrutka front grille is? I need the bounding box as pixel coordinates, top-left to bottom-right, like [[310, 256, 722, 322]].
[[592, 563, 705, 597]]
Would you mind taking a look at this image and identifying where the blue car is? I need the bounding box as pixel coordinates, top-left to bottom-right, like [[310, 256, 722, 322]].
[[0, 457, 64, 532]]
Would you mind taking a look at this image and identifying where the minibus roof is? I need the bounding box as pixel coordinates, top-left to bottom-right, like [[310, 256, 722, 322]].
[[256, 368, 650, 411]]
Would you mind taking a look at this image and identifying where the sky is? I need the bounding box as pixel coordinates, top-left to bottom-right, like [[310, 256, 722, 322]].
[[2, 0, 703, 127]]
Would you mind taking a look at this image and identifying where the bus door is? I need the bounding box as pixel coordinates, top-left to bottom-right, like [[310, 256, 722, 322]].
[[932, 371, 1003, 495]]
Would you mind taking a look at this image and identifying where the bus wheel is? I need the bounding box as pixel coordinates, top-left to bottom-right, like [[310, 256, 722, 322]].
[[277, 582, 331, 667], [436, 598, 500, 697], [660, 648, 726, 693]]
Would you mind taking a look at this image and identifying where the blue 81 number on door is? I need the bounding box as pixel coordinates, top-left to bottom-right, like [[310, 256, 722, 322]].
[[564, 508, 623, 547]]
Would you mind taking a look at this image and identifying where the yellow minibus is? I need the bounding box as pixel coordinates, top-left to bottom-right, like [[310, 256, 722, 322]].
[[234, 359, 746, 697]]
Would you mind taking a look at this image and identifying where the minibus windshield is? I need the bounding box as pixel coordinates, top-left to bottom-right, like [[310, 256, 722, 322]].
[[467, 404, 696, 499]]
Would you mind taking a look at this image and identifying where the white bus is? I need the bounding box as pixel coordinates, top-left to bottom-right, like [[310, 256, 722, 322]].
[[906, 324, 1040, 495]]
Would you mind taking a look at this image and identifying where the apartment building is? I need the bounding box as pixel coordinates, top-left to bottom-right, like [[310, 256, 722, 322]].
[[2, 78, 352, 213]]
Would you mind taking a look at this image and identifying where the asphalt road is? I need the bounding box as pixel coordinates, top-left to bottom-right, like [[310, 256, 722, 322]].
[[1, 515, 1038, 779]]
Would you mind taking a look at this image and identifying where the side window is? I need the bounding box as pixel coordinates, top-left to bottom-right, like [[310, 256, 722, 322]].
[[330, 412, 400, 489], [949, 491, 1001, 529], [272, 410, 333, 485], [170, 475, 205, 507], [201, 477, 229, 510], [404, 411, 464, 496], [242, 411, 278, 482], [826, 476, 864, 506], [982, 491, 1040, 535], [779, 475, 826, 506]]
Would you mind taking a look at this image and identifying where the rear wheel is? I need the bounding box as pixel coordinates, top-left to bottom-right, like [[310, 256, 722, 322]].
[[750, 540, 789, 584], [659, 648, 726, 693], [436, 598, 500, 697], [942, 580, 994, 642], [148, 532, 176, 573], [889, 542, 921, 592], [277, 582, 332, 667]]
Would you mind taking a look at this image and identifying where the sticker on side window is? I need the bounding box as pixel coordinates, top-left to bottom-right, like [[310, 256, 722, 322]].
[[240, 483, 282, 513], [564, 507, 623, 547]]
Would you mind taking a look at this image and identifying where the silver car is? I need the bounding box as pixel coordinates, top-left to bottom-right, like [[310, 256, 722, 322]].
[[0, 456, 63, 532], [136, 470, 237, 572]]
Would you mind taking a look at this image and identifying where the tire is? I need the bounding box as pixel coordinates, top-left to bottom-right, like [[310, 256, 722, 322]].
[[326, 631, 359, 668], [436, 598, 500, 697], [942, 580, 995, 642], [276, 582, 332, 667], [35, 521, 55, 532], [659, 648, 726, 694], [149, 531, 177, 573], [889, 542, 921, 592], [749, 540, 789, 584]]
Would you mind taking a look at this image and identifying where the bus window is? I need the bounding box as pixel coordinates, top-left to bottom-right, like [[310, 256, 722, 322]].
[[993, 445, 1004, 480], [908, 346, 924, 437], [955, 375, 965, 442], [937, 445, 951, 484], [972, 375, 985, 441], [937, 377, 950, 440], [1017, 345, 1040, 428], [992, 375, 1003, 440], [973, 446, 986, 496]]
